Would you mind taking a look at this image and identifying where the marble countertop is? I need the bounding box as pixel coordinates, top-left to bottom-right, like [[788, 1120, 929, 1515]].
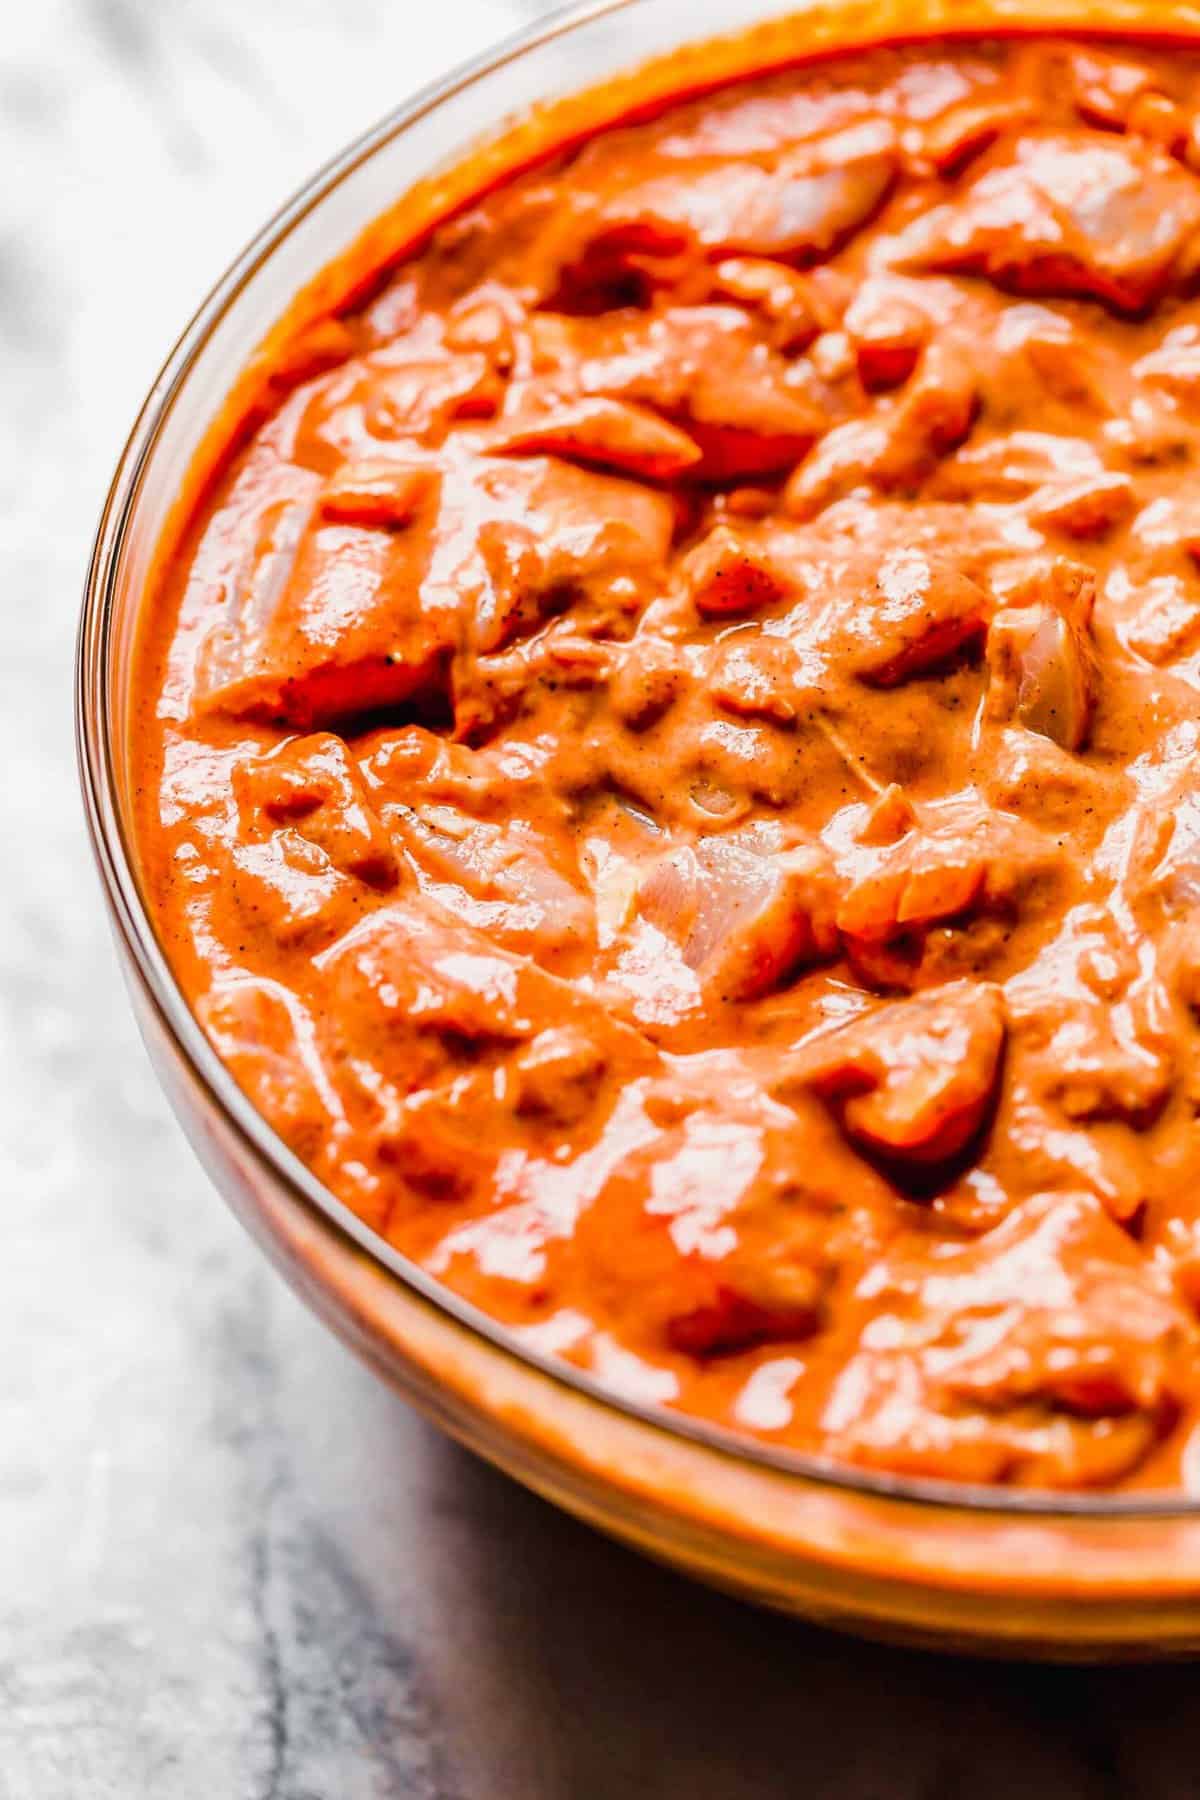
[[4, 3, 1200, 1793]]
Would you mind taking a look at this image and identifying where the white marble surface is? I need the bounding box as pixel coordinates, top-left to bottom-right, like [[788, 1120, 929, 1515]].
[[6, 3, 1200, 1794]]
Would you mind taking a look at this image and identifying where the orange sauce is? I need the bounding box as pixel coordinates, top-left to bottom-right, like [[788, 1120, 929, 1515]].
[[133, 32, 1200, 1490]]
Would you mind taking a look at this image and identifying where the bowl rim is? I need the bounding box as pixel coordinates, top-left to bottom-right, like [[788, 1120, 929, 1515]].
[[75, 0, 1200, 1522]]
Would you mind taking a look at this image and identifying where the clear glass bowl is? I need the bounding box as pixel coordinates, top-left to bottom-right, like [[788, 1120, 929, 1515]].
[[77, 0, 1200, 1657]]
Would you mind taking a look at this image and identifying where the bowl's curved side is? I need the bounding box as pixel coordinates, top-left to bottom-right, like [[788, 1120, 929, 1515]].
[[115, 962, 1200, 1659], [77, 0, 1200, 1657]]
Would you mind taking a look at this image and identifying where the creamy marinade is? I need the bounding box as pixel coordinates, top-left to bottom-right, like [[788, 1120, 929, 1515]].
[[134, 34, 1200, 1489]]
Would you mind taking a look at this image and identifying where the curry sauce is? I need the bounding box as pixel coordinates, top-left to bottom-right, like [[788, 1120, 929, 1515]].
[[133, 34, 1200, 1490]]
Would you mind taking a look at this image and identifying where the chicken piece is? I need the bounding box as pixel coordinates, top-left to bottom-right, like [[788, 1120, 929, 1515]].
[[609, 634, 689, 729], [191, 459, 452, 726], [981, 303, 1153, 440], [264, 318, 358, 399], [707, 633, 813, 725], [464, 456, 675, 654], [943, 1189, 1182, 1414], [783, 345, 979, 513], [935, 430, 1135, 536], [985, 560, 1097, 751], [381, 1070, 513, 1204], [780, 417, 890, 518], [1126, 91, 1189, 156], [442, 282, 527, 374], [571, 1079, 870, 1357], [794, 980, 1005, 1166], [292, 347, 501, 468], [318, 905, 662, 1215], [937, 430, 1112, 502], [856, 783, 918, 847], [234, 732, 397, 887], [986, 607, 1094, 749], [226, 832, 359, 949], [1032, 472, 1135, 537], [1068, 47, 1158, 131], [833, 791, 1059, 947], [487, 395, 702, 480], [848, 542, 991, 686], [983, 725, 1124, 831], [381, 1019, 633, 1210], [529, 305, 836, 480], [513, 1026, 611, 1126], [868, 341, 979, 488], [638, 830, 839, 1001], [1129, 489, 1200, 571], [1129, 777, 1200, 922], [319, 458, 439, 529], [808, 328, 857, 383], [759, 501, 997, 687], [667, 1288, 818, 1357], [1032, 995, 1174, 1128], [1162, 911, 1200, 1017], [919, 95, 1023, 175], [836, 835, 981, 944], [195, 450, 672, 724], [358, 722, 503, 806], [821, 1190, 1190, 1486], [385, 800, 594, 967], [574, 118, 897, 267], [935, 426, 1137, 532], [695, 1122, 891, 1358], [578, 837, 644, 950], [680, 525, 790, 618], [843, 278, 930, 389], [1134, 324, 1200, 399], [320, 902, 550, 1060], [199, 975, 342, 1165], [709, 258, 827, 352], [1009, 940, 1175, 1129], [318, 901, 649, 1099], [891, 130, 1200, 314]]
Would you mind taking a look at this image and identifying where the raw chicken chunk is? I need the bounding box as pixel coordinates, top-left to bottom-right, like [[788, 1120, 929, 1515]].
[[893, 130, 1200, 313], [821, 1191, 1192, 1486], [794, 980, 1005, 1165]]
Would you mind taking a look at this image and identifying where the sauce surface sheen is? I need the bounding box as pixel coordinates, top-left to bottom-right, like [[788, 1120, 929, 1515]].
[[135, 33, 1200, 1491]]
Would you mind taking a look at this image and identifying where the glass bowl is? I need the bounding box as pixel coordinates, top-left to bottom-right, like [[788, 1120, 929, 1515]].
[[77, 0, 1200, 1658]]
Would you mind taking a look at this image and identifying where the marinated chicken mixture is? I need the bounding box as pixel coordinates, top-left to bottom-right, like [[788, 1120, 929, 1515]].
[[135, 36, 1200, 1489]]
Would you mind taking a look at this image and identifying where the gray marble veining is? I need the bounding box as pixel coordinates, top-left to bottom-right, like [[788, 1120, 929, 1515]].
[[3, 3, 1200, 1794]]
